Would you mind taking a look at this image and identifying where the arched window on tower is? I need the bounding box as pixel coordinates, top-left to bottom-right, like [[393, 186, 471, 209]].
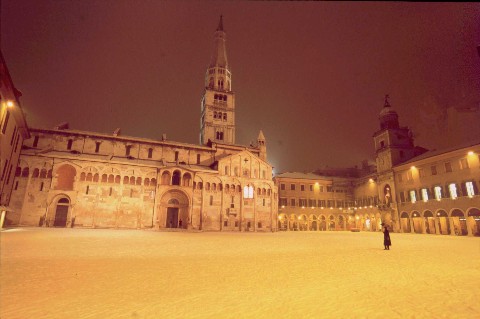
[[209, 77, 214, 88]]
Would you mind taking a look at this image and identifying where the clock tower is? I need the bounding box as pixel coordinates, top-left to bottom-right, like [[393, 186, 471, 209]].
[[373, 95, 415, 173], [200, 16, 236, 145]]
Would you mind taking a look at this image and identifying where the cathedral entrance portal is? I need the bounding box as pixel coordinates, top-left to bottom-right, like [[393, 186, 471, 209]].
[[53, 198, 69, 227], [166, 207, 179, 228], [159, 190, 189, 230]]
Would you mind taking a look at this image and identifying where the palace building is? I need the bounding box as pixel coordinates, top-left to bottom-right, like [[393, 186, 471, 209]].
[[5, 17, 278, 232], [0, 52, 30, 228], [274, 97, 480, 236]]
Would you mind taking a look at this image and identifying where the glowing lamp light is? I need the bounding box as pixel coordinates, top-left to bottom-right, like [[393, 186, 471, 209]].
[[356, 216, 359, 220], [410, 166, 416, 170], [468, 151, 474, 156], [281, 205, 285, 209], [6, 101, 14, 107], [302, 206, 305, 209], [368, 178, 374, 183], [330, 207, 333, 209]]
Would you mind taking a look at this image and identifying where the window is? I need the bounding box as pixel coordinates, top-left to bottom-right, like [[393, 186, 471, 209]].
[[175, 151, 179, 161], [290, 198, 296, 207], [320, 186, 324, 192], [399, 192, 405, 203], [109, 187, 113, 196], [290, 184, 295, 191], [279, 198, 287, 207], [95, 142, 101, 153], [431, 165, 437, 176], [459, 158, 469, 170], [197, 154, 201, 164], [243, 185, 254, 199], [299, 198, 307, 207], [448, 183, 457, 199], [309, 185, 313, 191], [223, 113, 227, 121], [210, 195, 213, 206], [421, 188, 428, 202], [466, 182, 475, 197], [419, 169, 425, 178], [148, 148, 153, 159], [318, 200, 326, 208], [280, 184, 285, 191], [409, 190, 416, 203], [445, 162, 452, 173], [407, 170, 413, 181], [14, 136, 20, 153], [1, 110, 9, 134], [86, 185, 89, 194], [327, 186, 333, 192], [258, 222, 262, 228], [40, 182, 44, 191], [14, 181, 18, 190], [126, 145, 132, 156], [300, 185, 305, 191], [67, 139, 73, 150], [262, 199, 265, 206], [380, 140, 385, 148], [434, 186, 442, 200], [1, 160, 9, 181], [10, 126, 16, 145]]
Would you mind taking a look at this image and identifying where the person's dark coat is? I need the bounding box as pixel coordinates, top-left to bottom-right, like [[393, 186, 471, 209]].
[[383, 228, 391, 246]]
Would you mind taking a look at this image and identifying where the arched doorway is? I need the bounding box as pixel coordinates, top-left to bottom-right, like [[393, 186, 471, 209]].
[[338, 215, 344, 230], [451, 209, 467, 236], [160, 190, 189, 229], [412, 211, 422, 233], [436, 210, 450, 235], [278, 213, 288, 231], [320, 215, 326, 231], [311, 215, 318, 231], [329, 215, 335, 231], [400, 212, 410, 233], [424, 211, 436, 234], [298, 215, 307, 231], [467, 208, 480, 236], [53, 198, 70, 227]]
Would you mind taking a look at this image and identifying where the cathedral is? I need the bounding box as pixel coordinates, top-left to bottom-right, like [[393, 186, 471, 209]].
[[5, 17, 278, 231]]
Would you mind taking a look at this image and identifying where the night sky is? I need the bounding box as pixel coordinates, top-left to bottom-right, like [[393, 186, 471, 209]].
[[2, 1, 480, 174]]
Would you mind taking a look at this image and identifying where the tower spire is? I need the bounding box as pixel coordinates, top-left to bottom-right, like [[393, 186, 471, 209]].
[[217, 15, 224, 31]]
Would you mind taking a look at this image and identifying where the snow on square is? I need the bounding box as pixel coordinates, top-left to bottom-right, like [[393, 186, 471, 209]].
[[1, 228, 479, 319]]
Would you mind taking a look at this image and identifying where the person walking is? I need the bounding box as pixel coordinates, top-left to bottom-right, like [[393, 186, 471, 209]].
[[383, 224, 391, 250]]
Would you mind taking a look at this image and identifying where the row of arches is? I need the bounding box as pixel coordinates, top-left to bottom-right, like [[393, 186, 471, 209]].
[[79, 172, 157, 186], [278, 213, 348, 231], [15, 167, 53, 178], [400, 208, 480, 236]]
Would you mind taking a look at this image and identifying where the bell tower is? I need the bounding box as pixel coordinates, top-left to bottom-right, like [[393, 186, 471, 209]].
[[200, 16, 236, 145], [373, 95, 415, 172]]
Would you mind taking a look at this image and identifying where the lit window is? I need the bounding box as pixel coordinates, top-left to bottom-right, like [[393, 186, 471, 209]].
[[434, 186, 442, 201], [407, 171, 413, 181], [421, 188, 428, 202], [410, 190, 416, 203], [419, 169, 425, 178], [448, 183, 457, 199], [243, 185, 253, 199], [459, 158, 469, 170], [466, 182, 475, 197]]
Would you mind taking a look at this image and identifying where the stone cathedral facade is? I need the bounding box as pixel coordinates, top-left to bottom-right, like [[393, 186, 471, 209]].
[[6, 17, 278, 231]]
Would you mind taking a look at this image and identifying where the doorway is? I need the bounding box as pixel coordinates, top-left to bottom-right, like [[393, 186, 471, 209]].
[[166, 207, 179, 228], [53, 198, 69, 227]]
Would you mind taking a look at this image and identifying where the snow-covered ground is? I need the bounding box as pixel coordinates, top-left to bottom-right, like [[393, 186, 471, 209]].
[[1, 228, 479, 319]]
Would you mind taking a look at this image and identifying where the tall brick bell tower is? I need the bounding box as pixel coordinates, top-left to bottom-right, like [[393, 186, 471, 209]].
[[200, 16, 236, 145]]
